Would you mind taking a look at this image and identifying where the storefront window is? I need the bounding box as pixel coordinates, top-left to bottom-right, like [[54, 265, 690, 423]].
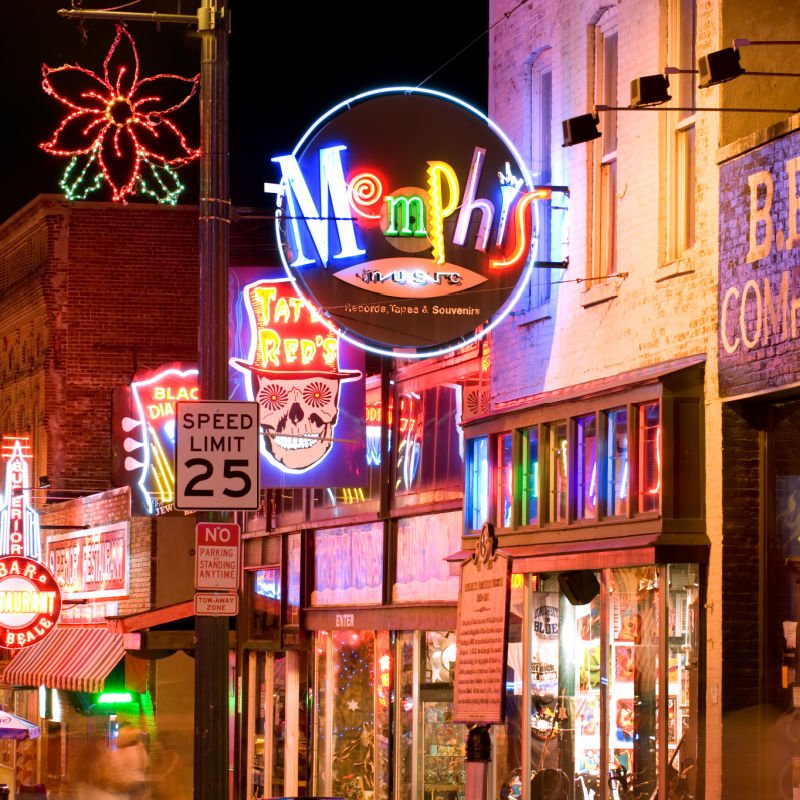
[[638, 403, 661, 512], [396, 632, 416, 800], [246, 650, 310, 800], [467, 436, 489, 531], [605, 407, 629, 517], [492, 564, 700, 800], [607, 567, 658, 798], [524, 427, 539, 525], [248, 567, 280, 643], [666, 564, 700, 798], [576, 415, 597, 520], [394, 631, 465, 800], [548, 421, 568, 524], [498, 433, 514, 528], [313, 630, 391, 800]]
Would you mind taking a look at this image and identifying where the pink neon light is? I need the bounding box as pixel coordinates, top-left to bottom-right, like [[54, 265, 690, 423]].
[[647, 426, 662, 494]]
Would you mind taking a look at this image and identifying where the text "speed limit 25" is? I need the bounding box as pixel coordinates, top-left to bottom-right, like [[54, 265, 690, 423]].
[[175, 401, 260, 511]]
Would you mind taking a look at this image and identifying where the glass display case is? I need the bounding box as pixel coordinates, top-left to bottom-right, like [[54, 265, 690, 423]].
[[494, 565, 701, 800], [421, 699, 465, 800]]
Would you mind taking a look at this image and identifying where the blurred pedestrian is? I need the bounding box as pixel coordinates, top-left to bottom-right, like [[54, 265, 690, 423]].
[[147, 734, 189, 800], [74, 726, 149, 800]]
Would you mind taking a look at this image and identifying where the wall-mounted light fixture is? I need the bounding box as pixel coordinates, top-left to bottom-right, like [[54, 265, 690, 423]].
[[562, 100, 800, 145], [630, 74, 672, 107], [698, 39, 800, 88], [562, 112, 601, 146], [563, 34, 800, 145], [563, 74, 799, 146], [697, 47, 744, 88]]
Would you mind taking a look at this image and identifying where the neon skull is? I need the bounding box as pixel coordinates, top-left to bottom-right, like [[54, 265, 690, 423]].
[[254, 374, 343, 470]]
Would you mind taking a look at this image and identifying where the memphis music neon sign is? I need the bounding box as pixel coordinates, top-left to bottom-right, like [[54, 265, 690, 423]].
[[269, 87, 546, 357]]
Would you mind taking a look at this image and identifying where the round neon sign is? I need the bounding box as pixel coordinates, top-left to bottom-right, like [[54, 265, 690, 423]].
[[272, 87, 540, 358], [0, 556, 61, 648]]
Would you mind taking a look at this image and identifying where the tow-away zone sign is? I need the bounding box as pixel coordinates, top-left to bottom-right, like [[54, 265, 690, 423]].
[[194, 592, 239, 616], [175, 401, 260, 510]]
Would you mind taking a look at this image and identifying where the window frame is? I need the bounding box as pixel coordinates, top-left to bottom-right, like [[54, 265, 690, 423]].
[[462, 387, 671, 535], [528, 47, 554, 309], [592, 24, 619, 282], [666, 0, 697, 261]]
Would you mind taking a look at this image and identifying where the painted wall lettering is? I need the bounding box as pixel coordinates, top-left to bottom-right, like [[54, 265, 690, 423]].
[[718, 130, 800, 397]]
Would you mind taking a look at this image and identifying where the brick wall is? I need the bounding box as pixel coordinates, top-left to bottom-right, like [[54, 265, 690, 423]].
[[487, 0, 717, 405], [39, 486, 153, 614], [720, 403, 761, 711], [0, 197, 200, 492]]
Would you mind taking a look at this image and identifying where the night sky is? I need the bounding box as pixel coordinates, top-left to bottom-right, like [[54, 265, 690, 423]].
[[0, 1, 488, 224]]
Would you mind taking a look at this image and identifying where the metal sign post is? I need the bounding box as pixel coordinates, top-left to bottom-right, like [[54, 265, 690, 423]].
[[51, 3, 232, 798], [196, 3, 231, 799]]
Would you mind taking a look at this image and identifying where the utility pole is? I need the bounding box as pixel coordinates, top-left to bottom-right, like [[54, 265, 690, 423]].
[[56, 3, 232, 798], [196, 3, 231, 800]]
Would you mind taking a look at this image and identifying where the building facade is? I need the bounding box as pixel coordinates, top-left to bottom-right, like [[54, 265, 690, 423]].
[[4, 2, 800, 798], [470, 1, 800, 799], [0, 196, 201, 798], [245, 2, 800, 800]]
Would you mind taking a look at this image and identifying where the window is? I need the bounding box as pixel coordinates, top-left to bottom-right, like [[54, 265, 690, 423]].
[[548, 420, 568, 524], [311, 383, 463, 510], [465, 399, 665, 530], [594, 27, 618, 280], [604, 407, 629, 517], [248, 567, 281, 642], [668, 0, 696, 257], [490, 564, 701, 800], [285, 533, 301, 626], [530, 48, 554, 307], [523, 426, 540, 525], [576, 414, 598, 520], [314, 387, 382, 508], [397, 384, 463, 493], [497, 432, 514, 527], [638, 402, 661, 512], [467, 435, 489, 530]]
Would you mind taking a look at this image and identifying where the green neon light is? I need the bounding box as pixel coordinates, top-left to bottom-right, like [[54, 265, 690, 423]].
[[97, 692, 134, 704], [383, 195, 427, 237]]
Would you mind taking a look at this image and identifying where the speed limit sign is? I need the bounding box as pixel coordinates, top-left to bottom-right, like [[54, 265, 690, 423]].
[[175, 401, 260, 510]]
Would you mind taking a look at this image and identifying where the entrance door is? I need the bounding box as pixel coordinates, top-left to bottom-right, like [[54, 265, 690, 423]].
[[246, 649, 310, 800]]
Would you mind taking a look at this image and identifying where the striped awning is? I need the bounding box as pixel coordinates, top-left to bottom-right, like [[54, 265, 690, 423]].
[[3, 626, 125, 693]]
